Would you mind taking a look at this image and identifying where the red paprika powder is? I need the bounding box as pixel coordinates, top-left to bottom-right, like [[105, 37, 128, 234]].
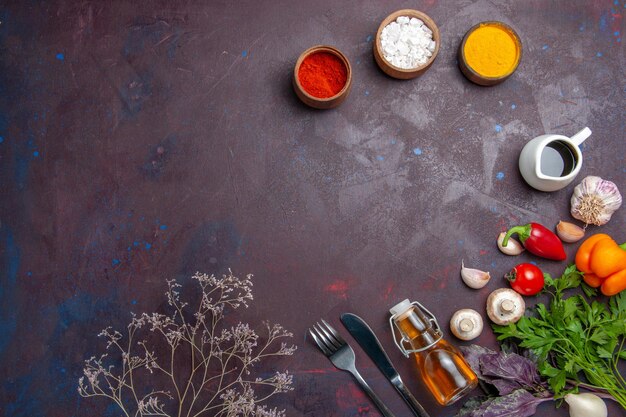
[[298, 52, 347, 98]]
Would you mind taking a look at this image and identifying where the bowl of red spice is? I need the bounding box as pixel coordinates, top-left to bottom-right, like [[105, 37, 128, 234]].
[[293, 45, 352, 109]]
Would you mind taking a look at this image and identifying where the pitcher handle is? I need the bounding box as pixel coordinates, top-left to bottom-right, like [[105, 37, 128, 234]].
[[570, 127, 591, 146]]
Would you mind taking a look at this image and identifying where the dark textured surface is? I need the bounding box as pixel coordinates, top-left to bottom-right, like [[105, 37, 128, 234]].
[[0, 0, 624, 416]]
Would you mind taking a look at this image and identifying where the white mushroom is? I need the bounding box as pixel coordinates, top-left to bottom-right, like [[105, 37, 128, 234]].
[[450, 309, 483, 341], [486, 288, 525, 325]]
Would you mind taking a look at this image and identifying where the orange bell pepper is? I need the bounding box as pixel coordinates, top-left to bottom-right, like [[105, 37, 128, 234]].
[[582, 273, 604, 288], [601, 269, 626, 296], [576, 234, 626, 296], [575, 234, 611, 273], [589, 239, 626, 278]]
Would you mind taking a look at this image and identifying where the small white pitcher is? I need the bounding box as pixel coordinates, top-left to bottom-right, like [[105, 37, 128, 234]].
[[518, 127, 591, 192]]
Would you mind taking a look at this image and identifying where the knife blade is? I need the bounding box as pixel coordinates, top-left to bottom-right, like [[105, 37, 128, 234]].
[[341, 313, 431, 417]]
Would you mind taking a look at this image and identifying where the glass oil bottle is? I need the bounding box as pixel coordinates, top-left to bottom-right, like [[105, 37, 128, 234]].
[[389, 299, 477, 406]]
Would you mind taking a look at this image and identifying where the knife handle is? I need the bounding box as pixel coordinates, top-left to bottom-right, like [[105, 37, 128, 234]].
[[348, 368, 397, 417], [394, 378, 431, 417]]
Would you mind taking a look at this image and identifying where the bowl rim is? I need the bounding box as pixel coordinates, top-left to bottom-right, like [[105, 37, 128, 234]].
[[459, 21, 522, 81], [293, 45, 352, 102], [374, 8, 440, 74]]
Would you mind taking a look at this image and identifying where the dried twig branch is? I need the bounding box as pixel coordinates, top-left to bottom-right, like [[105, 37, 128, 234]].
[[78, 270, 296, 417]]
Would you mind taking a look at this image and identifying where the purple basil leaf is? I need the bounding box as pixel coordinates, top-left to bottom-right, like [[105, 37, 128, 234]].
[[460, 344, 497, 379], [490, 379, 524, 396], [455, 396, 494, 417], [469, 389, 548, 417], [460, 344, 543, 395], [479, 350, 542, 389], [478, 379, 501, 397]]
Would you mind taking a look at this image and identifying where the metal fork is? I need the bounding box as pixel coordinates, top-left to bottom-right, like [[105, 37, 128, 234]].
[[309, 320, 396, 417]]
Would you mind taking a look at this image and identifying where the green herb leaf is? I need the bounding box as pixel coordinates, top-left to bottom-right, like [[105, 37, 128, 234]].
[[590, 328, 610, 345], [543, 273, 555, 290], [536, 303, 548, 321], [597, 346, 614, 359], [538, 362, 559, 378], [581, 282, 598, 298], [549, 370, 567, 394], [609, 291, 626, 319], [554, 264, 582, 295]]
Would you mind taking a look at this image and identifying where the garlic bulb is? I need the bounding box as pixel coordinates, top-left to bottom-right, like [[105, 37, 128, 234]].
[[571, 176, 622, 226], [564, 393, 607, 417]]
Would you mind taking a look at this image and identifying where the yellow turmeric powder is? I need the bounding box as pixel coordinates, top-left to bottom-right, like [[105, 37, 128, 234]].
[[463, 23, 520, 78]]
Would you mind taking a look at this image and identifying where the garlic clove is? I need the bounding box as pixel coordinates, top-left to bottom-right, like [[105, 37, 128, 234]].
[[564, 393, 607, 417], [497, 232, 525, 255], [556, 221, 585, 243], [571, 176, 622, 226], [461, 260, 491, 289]]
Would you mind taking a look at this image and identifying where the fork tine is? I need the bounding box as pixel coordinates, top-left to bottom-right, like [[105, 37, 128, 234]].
[[315, 322, 342, 350], [308, 328, 332, 356], [313, 323, 339, 351], [321, 319, 346, 345]]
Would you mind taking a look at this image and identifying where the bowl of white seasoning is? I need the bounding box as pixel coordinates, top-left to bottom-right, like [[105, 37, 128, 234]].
[[374, 9, 440, 79]]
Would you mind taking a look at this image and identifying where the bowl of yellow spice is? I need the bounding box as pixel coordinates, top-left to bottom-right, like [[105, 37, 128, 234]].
[[459, 21, 522, 86]]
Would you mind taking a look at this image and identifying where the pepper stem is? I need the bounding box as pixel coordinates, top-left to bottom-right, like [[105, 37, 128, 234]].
[[502, 225, 530, 247], [620, 242, 626, 251]]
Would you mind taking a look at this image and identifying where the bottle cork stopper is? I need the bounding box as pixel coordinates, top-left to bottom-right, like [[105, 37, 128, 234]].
[[389, 299, 413, 316]]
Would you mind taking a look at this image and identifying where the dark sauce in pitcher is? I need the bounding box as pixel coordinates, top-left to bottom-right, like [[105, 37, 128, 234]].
[[540, 141, 576, 177]]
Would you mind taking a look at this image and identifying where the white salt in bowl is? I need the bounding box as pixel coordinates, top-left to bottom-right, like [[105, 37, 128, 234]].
[[373, 9, 440, 79]]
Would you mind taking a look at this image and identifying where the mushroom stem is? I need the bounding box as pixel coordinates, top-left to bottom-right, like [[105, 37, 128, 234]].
[[459, 318, 474, 332], [500, 299, 515, 314]]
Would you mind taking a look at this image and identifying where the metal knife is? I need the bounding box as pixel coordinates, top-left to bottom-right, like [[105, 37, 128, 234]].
[[341, 313, 431, 417]]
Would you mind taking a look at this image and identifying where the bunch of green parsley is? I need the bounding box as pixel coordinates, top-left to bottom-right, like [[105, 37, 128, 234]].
[[493, 264, 626, 409]]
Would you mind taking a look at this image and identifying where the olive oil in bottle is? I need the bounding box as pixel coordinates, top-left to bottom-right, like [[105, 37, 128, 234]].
[[389, 299, 477, 406]]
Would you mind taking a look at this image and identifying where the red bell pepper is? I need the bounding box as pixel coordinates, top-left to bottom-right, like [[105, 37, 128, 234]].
[[502, 222, 566, 261]]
